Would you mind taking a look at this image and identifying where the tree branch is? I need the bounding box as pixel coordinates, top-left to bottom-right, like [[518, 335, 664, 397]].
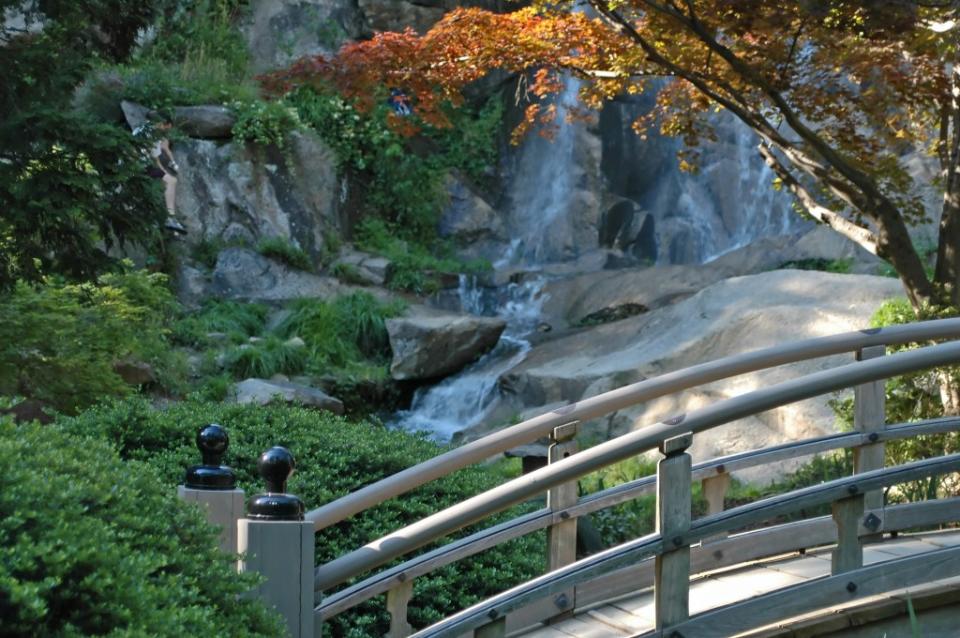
[[758, 143, 879, 255]]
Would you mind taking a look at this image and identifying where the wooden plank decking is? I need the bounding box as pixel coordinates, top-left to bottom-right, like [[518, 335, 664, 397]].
[[514, 530, 960, 638]]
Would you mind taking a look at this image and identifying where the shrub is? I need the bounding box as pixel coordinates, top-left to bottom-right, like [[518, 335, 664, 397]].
[[233, 100, 304, 148], [276, 292, 405, 371], [0, 270, 183, 413], [831, 297, 960, 501], [0, 419, 282, 636], [255, 236, 313, 271], [172, 300, 269, 347], [224, 336, 308, 379], [59, 398, 544, 636]]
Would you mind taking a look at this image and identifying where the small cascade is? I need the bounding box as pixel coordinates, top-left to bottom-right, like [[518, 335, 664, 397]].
[[391, 77, 584, 441], [390, 276, 547, 440]]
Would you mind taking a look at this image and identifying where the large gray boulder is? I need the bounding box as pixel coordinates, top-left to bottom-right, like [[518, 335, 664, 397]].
[[172, 105, 236, 139], [498, 270, 903, 481], [245, 0, 367, 72], [211, 247, 340, 301], [235, 378, 344, 414], [387, 311, 507, 381], [438, 173, 505, 245], [173, 129, 340, 264]]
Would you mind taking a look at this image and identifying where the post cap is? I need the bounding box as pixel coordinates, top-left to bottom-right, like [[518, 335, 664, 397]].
[[184, 424, 237, 490], [247, 446, 304, 521]]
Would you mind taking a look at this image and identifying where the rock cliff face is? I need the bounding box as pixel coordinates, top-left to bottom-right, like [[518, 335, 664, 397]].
[[173, 130, 341, 263]]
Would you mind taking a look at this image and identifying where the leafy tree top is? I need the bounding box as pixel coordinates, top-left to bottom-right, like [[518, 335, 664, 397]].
[[262, 1, 960, 310]]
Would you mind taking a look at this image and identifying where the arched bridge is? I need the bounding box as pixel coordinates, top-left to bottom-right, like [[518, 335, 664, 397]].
[[206, 319, 960, 637]]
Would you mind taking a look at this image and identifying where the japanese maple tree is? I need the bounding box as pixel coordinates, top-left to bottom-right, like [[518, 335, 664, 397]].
[[264, 1, 959, 315]]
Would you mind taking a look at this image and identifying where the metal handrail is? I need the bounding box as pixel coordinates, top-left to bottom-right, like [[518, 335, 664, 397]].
[[306, 319, 960, 533], [314, 339, 960, 591], [413, 453, 960, 637], [315, 416, 960, 619]]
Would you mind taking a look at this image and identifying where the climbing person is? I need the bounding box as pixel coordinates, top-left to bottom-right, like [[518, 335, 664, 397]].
[[128, 107, 187, 236], [149, 121, 188, 236], [387, 88, 412, 116]]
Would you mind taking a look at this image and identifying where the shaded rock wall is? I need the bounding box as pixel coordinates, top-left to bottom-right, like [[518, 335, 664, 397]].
[[174, 130, 341, 263]]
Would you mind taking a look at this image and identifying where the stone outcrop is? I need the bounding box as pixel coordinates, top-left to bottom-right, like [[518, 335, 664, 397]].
[[245, 0, 367, 72], [438, 173, 506, 247], [172, 105, 236, 139], [235, 378, 344, 414], [173, 129, 340, 264], [498, 270, 903, 481], [211, 247, 337, 301], [387, 309, 507, 380]]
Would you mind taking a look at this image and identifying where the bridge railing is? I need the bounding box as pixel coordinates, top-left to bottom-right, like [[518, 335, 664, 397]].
[[178, 319, 960, 637]]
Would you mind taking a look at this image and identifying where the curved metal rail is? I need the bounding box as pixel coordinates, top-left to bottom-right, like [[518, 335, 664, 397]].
[[306, 319, 960, 533], [413, 453, 960, 637], [315, 340, 960, 591], [316, 416, 960, 620]]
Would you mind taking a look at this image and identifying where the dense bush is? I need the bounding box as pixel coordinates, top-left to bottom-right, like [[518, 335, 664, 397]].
[[60, 398, 544, 636], [0, 269, 185, 413], [289, 86, 502, 248], [0, 419, 283, 637], [832, 298, 960, 501]]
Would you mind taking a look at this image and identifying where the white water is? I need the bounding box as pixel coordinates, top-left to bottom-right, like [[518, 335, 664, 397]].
[[392, 80, 802, 441]]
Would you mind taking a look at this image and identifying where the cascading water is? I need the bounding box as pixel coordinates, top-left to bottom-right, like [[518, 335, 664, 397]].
[[393, 80, 806, 441], [391, 80, 583, 440]]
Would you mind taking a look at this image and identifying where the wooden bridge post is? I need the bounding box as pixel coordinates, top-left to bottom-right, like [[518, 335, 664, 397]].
[[177, 424, 245, 554], [238, 447, 314, 638], [655, 432, 693, 632], [385, 579, 414, 638], [546, 421, 579, 621], [854, 345, 887, 516], [831, 492, 865, 574]]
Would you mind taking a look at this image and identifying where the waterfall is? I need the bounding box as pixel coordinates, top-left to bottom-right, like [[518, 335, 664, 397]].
[[393, 80, 806, 442], [391, 80, 585, 440]]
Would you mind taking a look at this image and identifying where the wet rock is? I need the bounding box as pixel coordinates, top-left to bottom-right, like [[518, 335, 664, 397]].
[[386, 312, 507, 381], [234, 378, 344, 414]]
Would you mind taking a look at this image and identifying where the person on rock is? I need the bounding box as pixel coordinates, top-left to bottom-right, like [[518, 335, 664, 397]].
[[135, 119, 187, 236]]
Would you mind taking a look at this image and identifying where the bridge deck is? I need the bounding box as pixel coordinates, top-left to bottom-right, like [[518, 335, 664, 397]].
[[515, 530, 960, 637]]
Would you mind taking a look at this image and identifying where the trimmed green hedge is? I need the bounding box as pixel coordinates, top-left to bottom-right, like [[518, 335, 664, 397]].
[[0, 419, 283, 637], [60, 399, 543, 637]]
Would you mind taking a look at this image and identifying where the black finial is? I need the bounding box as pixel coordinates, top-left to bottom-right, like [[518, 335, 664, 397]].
[[247, 446, 304, 521], [184, 424, 237, 490]]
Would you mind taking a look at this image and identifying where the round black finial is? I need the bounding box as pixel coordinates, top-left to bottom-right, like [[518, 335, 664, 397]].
[[197, 424, 229, 465], [247, 446, 304, 521], [184, 424, 237, 490]]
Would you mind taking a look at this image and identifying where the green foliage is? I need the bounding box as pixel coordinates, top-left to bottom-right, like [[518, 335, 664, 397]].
[[831, 298, 960, 501], [0, 3, 172, 289], [233, 99, 304, 148], [172, 300, 269, 347], [0, 269, 183, 413], [59, 398, 544, 636], [0, 419, 283, 636], [276, 292, 406, 369], [255, 236, 313, 271], [290, 87, 503, 246], [777, 258, 853, 274], [224, 336, 308, 378], [356, 218, 490, 294]]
